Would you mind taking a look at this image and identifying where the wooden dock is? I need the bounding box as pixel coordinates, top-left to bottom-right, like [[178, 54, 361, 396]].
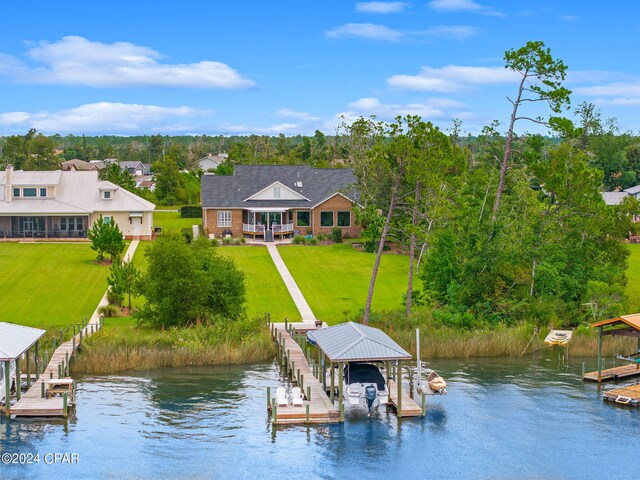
[[9, 240, 138, 417], [269, 321, 426, 424], [583, 363, 640, 382], [603, 383, 640, 407], [388, 379, 423, 417], [270, 322, 340, 425], [11, 316, 103, 416]]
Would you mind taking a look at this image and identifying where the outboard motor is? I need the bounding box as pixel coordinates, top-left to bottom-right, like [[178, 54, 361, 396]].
[[365, 385, 377, 413]]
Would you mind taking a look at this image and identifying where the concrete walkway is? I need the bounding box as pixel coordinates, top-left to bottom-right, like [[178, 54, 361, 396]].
[[265, 243, 317, 323]]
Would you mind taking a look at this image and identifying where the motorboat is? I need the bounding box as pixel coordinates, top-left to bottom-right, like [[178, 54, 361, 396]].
[[343, 363, 389, 412], [0, 360, 16, 404]]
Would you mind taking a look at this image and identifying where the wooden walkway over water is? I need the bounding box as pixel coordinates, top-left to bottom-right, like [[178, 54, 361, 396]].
[[603, 383, 640, 407], [583, 363, 640, 382], [10, 241, 139, 417], [269, 321, 424, 425], [270, 322, 340, 425]]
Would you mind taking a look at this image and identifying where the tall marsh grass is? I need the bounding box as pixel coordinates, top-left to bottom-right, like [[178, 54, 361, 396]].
[[73, 317, 275, 374], [370, 312, 636, 358]]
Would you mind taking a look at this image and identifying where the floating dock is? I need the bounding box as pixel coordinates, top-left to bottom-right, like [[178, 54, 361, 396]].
[[269, 321, 424, 425], [602, 383, 640, 407], [583, 363, 640, 382]]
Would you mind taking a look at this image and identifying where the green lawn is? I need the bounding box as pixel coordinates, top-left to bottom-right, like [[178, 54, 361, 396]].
[[0, 243, 109, 330], [626, 244, 640, 311], [278, 243, 416, 324], [219, 246, 300, 321], [154, 211, 200, 234]]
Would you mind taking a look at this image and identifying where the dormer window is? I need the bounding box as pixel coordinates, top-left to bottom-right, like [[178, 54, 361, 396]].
[[273, 186, 281, 199], [40, 188, 47, 197], [103, 191, 111, 199], [13, 188, 20, 197], [23, 188, 37, 197]]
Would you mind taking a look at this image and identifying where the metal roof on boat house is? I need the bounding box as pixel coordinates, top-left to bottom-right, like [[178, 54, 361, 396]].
[[0, 322, 46, 361], [306, 322, 411, 362]]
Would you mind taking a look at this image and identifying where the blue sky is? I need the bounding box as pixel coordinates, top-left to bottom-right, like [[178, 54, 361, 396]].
[[0, 0, 638, 136]]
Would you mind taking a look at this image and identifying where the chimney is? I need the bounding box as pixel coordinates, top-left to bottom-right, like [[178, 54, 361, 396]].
[[5, 164, 13, 203]]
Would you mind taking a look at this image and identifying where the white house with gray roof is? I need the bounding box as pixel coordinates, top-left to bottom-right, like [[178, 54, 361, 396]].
[[0, 165, 155, 240], [201, 165, 360, 240]]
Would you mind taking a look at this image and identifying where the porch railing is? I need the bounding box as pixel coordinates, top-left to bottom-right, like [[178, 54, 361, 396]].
[[275, 223, 294, 233], [243, 224, 266, 233]]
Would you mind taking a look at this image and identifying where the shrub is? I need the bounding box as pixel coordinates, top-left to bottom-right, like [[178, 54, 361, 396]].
[[306, 237, 319, 246], [98, 305, 119, 317], [316, 233, 326, 241], [210, 238, 219, 247], [181, 228, 194, 244], [293, 235, 306, 244], [222, 236, 233, 245], [180, 206, 203, 218], [332, 227, 343, 243]]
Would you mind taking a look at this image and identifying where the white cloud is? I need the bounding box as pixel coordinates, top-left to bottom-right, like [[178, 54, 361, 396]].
[[592, 98, 640, 107], [0, 102, 211, 135], [355, 2, 407, 14], [276, 108, 322, 122], [344, 96, 468, 119], [325, 23, 403, 41], [219, 122, 302, 135], [428, 0, 503, 17], [326, 23, 480, 41], [388, 65, 519, 92], [0, 36, 254, 89], [574, 82, 640, 98]]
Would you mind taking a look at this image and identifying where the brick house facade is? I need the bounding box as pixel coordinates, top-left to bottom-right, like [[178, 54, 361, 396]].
[[201, 165, 361, 240]]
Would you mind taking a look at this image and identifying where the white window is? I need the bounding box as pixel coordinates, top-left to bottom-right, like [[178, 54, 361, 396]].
[[104, 216, 112, 225], [273, 186, 281, 199], [217, 211, 232, 227], [103, 190, 112, 199]]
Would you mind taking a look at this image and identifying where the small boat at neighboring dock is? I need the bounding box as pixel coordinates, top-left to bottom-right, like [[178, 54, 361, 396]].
[[427, 370, 447, 394], [544, 329, 573, 346]]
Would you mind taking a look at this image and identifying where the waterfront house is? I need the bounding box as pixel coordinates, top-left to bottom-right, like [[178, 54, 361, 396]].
[[0, 165, 155, 240], [201, 165, 360, 240]]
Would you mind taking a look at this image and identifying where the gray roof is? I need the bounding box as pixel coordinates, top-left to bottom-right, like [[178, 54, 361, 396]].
[[623, 185, 640, 195], [601, 191, 629, 206], [307, 322, 411, 362], [0, 323, 46, 361], [201, 165, 358, 208]]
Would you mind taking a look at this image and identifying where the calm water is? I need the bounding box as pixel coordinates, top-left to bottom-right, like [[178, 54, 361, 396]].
[[1, 353, 638, 480]]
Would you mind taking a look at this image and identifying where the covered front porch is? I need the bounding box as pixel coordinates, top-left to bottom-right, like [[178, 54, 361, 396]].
[[242, 208, 294, 240], [0, 215, 89, 239]]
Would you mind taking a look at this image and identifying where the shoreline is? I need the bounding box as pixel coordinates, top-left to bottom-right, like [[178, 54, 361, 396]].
[[72, 322, 635, 375]]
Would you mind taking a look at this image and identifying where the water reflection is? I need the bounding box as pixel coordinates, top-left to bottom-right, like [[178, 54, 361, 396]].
[[1, 354, 638, 480]]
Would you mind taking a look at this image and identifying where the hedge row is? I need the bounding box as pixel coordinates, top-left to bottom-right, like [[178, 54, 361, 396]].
[[180, 206, 203, 218]]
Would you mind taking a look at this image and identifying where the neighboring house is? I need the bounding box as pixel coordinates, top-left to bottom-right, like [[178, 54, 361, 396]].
[[61, 159, 102, 171], [198, 153, 228, 171], [120, 161, 151, 176], [0, 165, 155, 240], [135, 175, 156, 192], [602, 185, 640, 223], [201, 165, 361, 240]]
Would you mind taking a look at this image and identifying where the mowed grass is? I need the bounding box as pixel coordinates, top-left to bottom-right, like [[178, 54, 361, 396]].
[[154, 211, 200, 234], [278, 243, 416, 324], [626, 244, 640, 311], [219, 246, 300, 321], [129, 242, 298, 321], [0, 243, 109, 330]]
